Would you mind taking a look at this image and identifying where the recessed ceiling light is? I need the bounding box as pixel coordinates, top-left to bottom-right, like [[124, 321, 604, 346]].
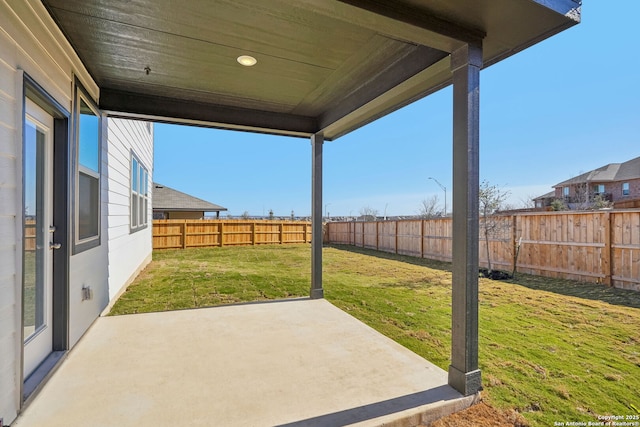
[[237, 55, 257, 67]]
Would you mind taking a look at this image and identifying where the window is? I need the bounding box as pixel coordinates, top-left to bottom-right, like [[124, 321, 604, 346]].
[[563, 187, 570, 197], [131, 153, 149, 232], [622, 182, 630, 196], [593, 184, 605, 194], [73, 83, 101, 253]]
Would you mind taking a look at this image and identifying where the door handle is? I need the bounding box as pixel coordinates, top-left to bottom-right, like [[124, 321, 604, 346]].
[[50, 242, 62, 250]]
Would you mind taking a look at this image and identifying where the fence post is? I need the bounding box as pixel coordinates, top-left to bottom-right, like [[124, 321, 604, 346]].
[[352, 222, 355, 245], [421, 220, 425, 259], [219, 222, 225, 247], [603, 211, 612, 286], [376, 221, 380, 251], [279, 222, 284, 244], [395, 221, 399, 254], [252, 223, 256, 245], [511, 215, 517, 274], [182, 221, 187, 249]]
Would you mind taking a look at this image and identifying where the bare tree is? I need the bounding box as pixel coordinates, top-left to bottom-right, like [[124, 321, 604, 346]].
[[479, 180, 510, 273], [418, 195, 441, 219], [572, 182, 591, 210], [359, 206, 379, 221], [519, 194, 537, 209]]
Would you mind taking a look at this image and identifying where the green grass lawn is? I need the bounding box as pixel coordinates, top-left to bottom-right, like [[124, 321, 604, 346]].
[[109, 244, 640, 426]]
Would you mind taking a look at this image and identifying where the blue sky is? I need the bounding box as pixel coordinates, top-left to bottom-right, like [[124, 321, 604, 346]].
[[154, 1, 639, 218]]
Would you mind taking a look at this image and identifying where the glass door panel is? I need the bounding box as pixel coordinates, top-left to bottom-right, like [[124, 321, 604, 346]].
[[23, 99, 54, 378]]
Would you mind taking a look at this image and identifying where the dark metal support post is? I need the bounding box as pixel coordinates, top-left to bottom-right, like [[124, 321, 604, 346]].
[[448, 43, 482, 396], [310, 133, 324, 299]]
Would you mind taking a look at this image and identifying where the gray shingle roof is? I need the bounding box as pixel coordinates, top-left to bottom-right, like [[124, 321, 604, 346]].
[[533, 191, 555, 201], [554, 156, 640, 187], [152, 183, 227, 212]]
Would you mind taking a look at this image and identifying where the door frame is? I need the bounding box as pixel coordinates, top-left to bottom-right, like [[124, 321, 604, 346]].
[[20, 73, 70, 404], [22, 98, 55, 377]]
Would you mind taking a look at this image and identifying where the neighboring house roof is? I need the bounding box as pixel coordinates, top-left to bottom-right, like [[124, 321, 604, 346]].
[[533, 191, 555, 201], [152, 183, 227, 212], [554, 156, 640, 187]]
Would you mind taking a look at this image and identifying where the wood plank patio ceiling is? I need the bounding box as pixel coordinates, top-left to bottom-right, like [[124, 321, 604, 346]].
[[42, 0, 580, 140]]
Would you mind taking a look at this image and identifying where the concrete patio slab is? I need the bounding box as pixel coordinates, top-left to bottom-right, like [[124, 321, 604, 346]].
[[13, 299, 477, 427]]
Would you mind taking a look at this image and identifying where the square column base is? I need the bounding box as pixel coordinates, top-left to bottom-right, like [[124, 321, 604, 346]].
[[448, 366, 482, 396], [310, 288, 324, 299]]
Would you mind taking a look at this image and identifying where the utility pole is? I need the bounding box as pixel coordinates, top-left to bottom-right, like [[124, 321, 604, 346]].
[[429, 177, 447, 216]]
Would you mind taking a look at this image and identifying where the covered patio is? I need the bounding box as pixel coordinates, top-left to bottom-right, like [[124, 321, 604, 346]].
[[14, 0, 580, 424], [14, 299, 476, 426]]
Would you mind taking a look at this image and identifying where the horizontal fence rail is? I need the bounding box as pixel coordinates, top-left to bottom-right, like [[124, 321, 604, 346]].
[[153, 219, 311, 250], [326, 210, 640, 292]]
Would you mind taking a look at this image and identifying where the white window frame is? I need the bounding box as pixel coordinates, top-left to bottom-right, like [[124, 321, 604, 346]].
[[622, 182, 630, 196], [72, 82, 101, 254], [130, 152, 149, 233], [563, 187, 570, 197]]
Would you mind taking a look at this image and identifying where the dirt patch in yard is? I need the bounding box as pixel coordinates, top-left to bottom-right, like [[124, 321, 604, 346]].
[[427, 402, 528, 427]]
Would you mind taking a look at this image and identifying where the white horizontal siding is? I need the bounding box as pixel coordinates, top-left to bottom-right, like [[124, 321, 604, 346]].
[[0, 362, 16, 424], [0, 152, 16, 182], [1, 6, 69, 109], [4, 0, 98, 101], [0, 300, 17, 421], [106, 118, 153, 302], [0, 28, 18, 423], [108, 202, 131, 218], [108, 171, 130, 197], [0, 188, 17, 217], [0, 92, 16, 126], [108, 224, 131, 240], [107, 215, 130, 230], [0, 244, 16, 275], [0, 140, 15, 172], [0, 272, 16, 331], [0, 122, 16, 157]]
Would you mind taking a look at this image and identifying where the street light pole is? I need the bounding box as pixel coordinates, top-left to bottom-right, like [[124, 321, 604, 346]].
[[428, 177, 447, 216]]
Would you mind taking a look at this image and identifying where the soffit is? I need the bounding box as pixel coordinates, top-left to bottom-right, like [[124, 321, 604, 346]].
[[42, 0, 580, 140]]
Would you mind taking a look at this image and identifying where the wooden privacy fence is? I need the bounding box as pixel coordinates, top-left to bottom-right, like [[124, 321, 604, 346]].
[[24, 220, 36, 251], [153, 219, 311, 249], [326, 210, 640, 291]]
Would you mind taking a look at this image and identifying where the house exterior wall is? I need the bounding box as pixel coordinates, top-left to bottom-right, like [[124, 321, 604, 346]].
[[0, 2, 152, 423], [0, 21, 20, 424], [554, 178, 640, 206], [106, 118, 153, 304], [609, 178, 640, 201], [165, 211, 206, 220], [0, 2, 94, 422]]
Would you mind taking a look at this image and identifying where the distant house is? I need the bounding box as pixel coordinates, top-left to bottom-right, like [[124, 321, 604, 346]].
[[152, 183, 227, 219], [536, 156, 640, 209], [532, 191, 556, 209]]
